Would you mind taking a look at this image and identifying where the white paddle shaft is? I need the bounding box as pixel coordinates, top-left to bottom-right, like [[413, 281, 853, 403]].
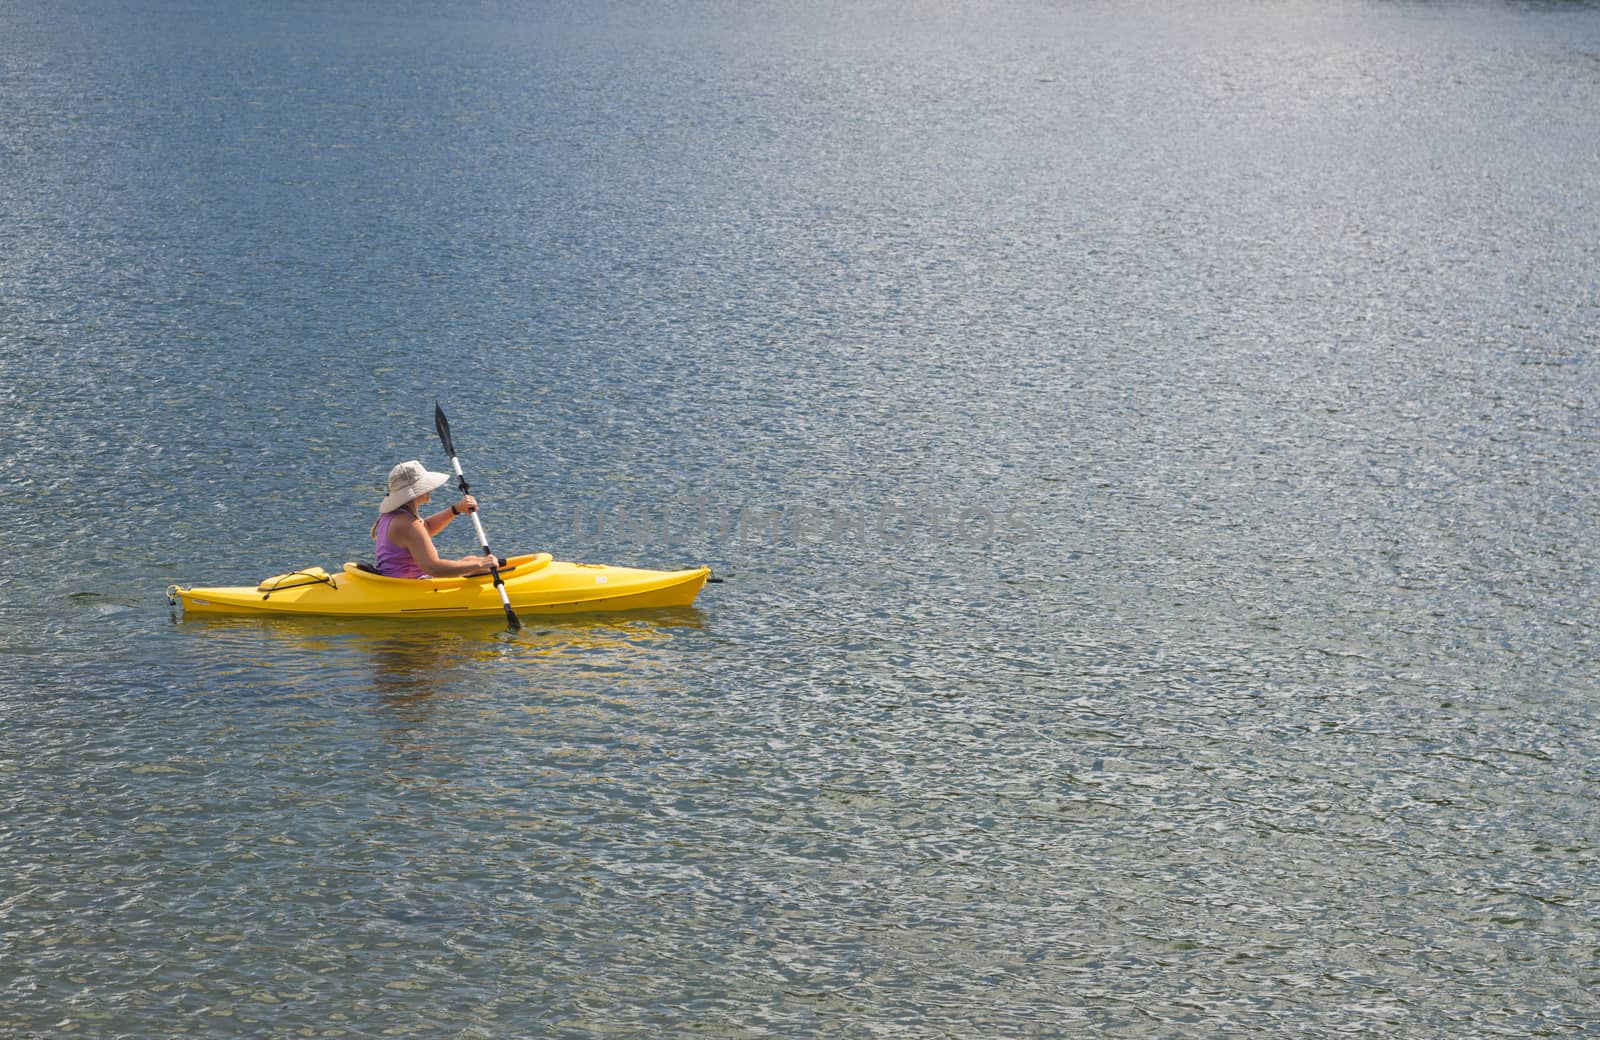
[[445, 452, 513, 610]]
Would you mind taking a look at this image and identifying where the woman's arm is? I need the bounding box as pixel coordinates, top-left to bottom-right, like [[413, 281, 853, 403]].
[[422, 495, 478, 537], [388, 511, 494, 577]]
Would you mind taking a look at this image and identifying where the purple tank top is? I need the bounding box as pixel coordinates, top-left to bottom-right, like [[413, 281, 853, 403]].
[[374, 508, 428, 579]]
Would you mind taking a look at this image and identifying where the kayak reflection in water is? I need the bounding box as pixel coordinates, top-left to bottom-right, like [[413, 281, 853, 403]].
[[370, 460, 499, 578]]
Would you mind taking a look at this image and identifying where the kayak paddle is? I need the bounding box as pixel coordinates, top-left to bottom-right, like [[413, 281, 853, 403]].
[[434, 402, 522, 632]]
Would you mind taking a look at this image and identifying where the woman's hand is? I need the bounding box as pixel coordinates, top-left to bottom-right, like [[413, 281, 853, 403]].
[[454, 494, 478, 515]]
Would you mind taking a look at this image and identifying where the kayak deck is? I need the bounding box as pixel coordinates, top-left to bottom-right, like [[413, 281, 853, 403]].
[[171, 553, 711, 618]]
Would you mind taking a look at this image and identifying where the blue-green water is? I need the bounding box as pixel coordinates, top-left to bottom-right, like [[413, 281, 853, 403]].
[[3, 1, 1598, 1036]]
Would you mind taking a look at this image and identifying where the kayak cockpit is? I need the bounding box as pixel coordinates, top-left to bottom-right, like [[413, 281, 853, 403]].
[[340, 552, 552, 586]]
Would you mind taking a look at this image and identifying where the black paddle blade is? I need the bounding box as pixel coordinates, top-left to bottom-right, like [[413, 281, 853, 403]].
[[433, 402, 456, 459]]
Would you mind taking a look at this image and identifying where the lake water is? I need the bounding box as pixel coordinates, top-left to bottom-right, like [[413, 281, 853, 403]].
[[2, 0, 1597, 1036]]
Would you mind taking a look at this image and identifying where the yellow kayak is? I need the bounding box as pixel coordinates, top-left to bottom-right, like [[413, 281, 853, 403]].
[[169, 553, 711, 618]]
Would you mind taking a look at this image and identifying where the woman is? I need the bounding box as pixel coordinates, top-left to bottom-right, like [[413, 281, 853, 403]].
[[371, 459, 500, 578]]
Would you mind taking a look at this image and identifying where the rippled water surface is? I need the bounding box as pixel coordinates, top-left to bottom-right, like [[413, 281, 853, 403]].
[[3, 1, 1598, 1036]]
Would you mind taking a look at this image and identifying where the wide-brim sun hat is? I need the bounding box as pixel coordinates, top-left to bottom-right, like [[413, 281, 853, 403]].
[[380, 459, 451, 513]]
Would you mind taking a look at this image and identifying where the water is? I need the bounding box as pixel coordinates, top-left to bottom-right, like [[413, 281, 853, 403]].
[[3, 0, 1598, 1035]]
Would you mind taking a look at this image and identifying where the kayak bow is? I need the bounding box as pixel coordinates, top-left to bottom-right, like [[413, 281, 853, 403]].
[[169, 553, 712, 618]]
